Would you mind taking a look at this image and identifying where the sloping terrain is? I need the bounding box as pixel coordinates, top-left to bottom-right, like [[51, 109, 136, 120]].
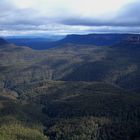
[[7, 80, 140, 140], [61, 40, 140, 93], [0, 36, 140, 140]]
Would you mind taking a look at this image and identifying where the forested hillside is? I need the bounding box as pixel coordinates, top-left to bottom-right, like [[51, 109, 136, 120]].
[[0, 35, 140, 140]]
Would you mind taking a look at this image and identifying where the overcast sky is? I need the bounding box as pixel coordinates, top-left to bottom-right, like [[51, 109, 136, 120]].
[[0, 0, 140, 36]]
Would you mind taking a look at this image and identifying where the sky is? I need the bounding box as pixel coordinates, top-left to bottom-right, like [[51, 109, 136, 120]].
[[0, 0, 140, 36]]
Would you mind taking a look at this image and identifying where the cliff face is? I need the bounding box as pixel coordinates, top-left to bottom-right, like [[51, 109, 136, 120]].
[[58, 34, 140, 46]]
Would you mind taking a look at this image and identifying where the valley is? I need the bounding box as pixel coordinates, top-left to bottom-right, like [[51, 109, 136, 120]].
[[0, 34, 140, 140]]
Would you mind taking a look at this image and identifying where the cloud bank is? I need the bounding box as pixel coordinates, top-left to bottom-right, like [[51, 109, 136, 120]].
[[0, 0, 140, 36]]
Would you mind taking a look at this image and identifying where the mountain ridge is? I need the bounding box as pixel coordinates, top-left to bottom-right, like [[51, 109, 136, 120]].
[[5, 33, 140, 50]]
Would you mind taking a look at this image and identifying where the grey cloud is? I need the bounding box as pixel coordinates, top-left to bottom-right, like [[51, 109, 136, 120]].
[[0, 0, 140, 35], [86, 26, 140, 34], [61, 1, 140, 28], [61, 18, 140, 27]]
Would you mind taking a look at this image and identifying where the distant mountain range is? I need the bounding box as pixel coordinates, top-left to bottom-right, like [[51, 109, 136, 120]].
[[5, 33, 140, 50], [5, 36, 65, 50], [59, 34, 140, 45]]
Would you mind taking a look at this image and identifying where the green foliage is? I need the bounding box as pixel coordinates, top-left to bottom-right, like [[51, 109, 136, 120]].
[[0, 40, 140, 140], [46, 117, 110, 140], [0, 95, 48, 140], [0, 123, 48, 140]]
